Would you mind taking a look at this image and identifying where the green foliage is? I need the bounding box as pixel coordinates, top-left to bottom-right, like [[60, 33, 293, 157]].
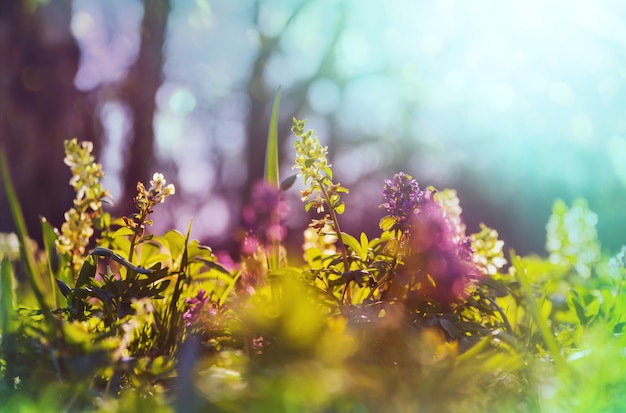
[[546, 198, 601, 279], [1, 109, 625, 412], [264, 87, 282, 272], [0, 151, 51, 314]]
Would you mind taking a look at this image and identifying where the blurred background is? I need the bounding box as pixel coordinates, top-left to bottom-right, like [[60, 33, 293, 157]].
[[2, 0, 626, 257]]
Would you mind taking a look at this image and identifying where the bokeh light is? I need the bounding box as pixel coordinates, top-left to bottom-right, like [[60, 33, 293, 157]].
[[66, 0, 626, 254]]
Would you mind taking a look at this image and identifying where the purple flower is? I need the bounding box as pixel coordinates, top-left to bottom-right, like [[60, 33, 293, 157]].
[[405, 193, 480, 306], [242, 180, 289, 244], [183, 289, 210, 328], [381, 172, 422, 233]]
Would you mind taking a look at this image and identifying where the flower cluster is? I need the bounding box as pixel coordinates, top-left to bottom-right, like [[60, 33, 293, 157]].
[[0, 232, 20, 261], [292, 118, 348, 218], [292, 118, 331, 186], [238, 180, 289, 291], [471, 223, 507, 276], [124, 173, 176, 243], [381, 172, 422, 234], [291, 118, 349, 268], [182, 289, 211, 328], [406, 191, 479, 306], [63, 138, 109, 211], [56, 138, 110, 275], [241, 180, 289, 245], [56, 208, 94, 257], [382, 172, 480, 307], [135, 173, 176, 211]]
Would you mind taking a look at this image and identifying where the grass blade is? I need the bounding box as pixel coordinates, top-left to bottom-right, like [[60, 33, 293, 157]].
[[510, 249, 567, 372], [1, 257, 17, 387], [265, 86, 282, 271], [1, 257, 16, 334], [0, 150, 51, 315], [264, 86, 282, 187], [40, 217, 60, 307]]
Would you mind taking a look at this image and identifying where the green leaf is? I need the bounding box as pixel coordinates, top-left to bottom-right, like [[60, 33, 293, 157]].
[[164, 230, 186, 262], [55, 278, 72, 298], [335, 202, 345, 215], [112, 227, 134, 238], [265, 86, 281, 187], [379, 215, 396, 232], [0, 150, 51, 315], [568, 289, 587, 324], [323, 166, 333, 180], [40, 217, 60, 306], [268, 266, 304, 279], [341, 232, 361, 257], [359, 232, 369, 261], [76, 255, 97, 289], [1, 257, 16, 334], [304, 247, 323, 269], [265, 87, 282, 273], [137, 242, 166, 268], [149, 355, 174, 376], [280, 174, 297, 191], [194, 258, 232, 276], [585, 298, 600, 322], [63, 321, 94, 347], [511, 249, 567, 371], [219, 269, 243, 305]]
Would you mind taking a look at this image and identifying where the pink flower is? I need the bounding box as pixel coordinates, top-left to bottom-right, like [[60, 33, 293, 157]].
[[242, 180, 289, 244], [405, 193, 480, 306]]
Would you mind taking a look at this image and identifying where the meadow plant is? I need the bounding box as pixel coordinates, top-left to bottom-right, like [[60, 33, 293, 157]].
[[1, 105, 626, 412], [56, 138, 111, 278]]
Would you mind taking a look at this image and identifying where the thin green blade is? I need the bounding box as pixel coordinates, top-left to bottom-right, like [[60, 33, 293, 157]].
[[264, 86, 282, 187], [0, 150, 51, 315], [1, 257, 16, 334], [264, 87, 282, 271], [40, 217, 61, 306]]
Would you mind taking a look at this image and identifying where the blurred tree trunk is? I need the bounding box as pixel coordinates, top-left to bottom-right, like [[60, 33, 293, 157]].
[[119, 0, 171, 214], [240, 1, 345, 212], [0, 0, 98, 237], [241, 1, 310, 210]]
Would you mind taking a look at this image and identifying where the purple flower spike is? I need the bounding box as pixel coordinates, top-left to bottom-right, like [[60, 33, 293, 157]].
[[381, 172, 423, 233], [183, 289, 210, 328]]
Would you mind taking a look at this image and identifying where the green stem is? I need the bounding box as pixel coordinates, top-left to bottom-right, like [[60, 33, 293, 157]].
[[320, 184, 349, 270], [127, 208, 149, 268], [320, 184, 351, 303]]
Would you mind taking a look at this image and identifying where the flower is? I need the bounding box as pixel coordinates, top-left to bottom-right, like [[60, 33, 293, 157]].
[[183, 289, 211, 328], [405, 194, 480, 306], [56, 208, 94, 255], [0, 232, 20, 261], [381, 174, 481, 307], [242, 180, 289, 244], [63, 138, 108, 211], [56, 139, 111, 275], [292, 118, 331, 186], [127, 172, 176, 239], [135, 173, 176, 210], [381, 172, 422, 234], [471, 223, 507, 276]]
